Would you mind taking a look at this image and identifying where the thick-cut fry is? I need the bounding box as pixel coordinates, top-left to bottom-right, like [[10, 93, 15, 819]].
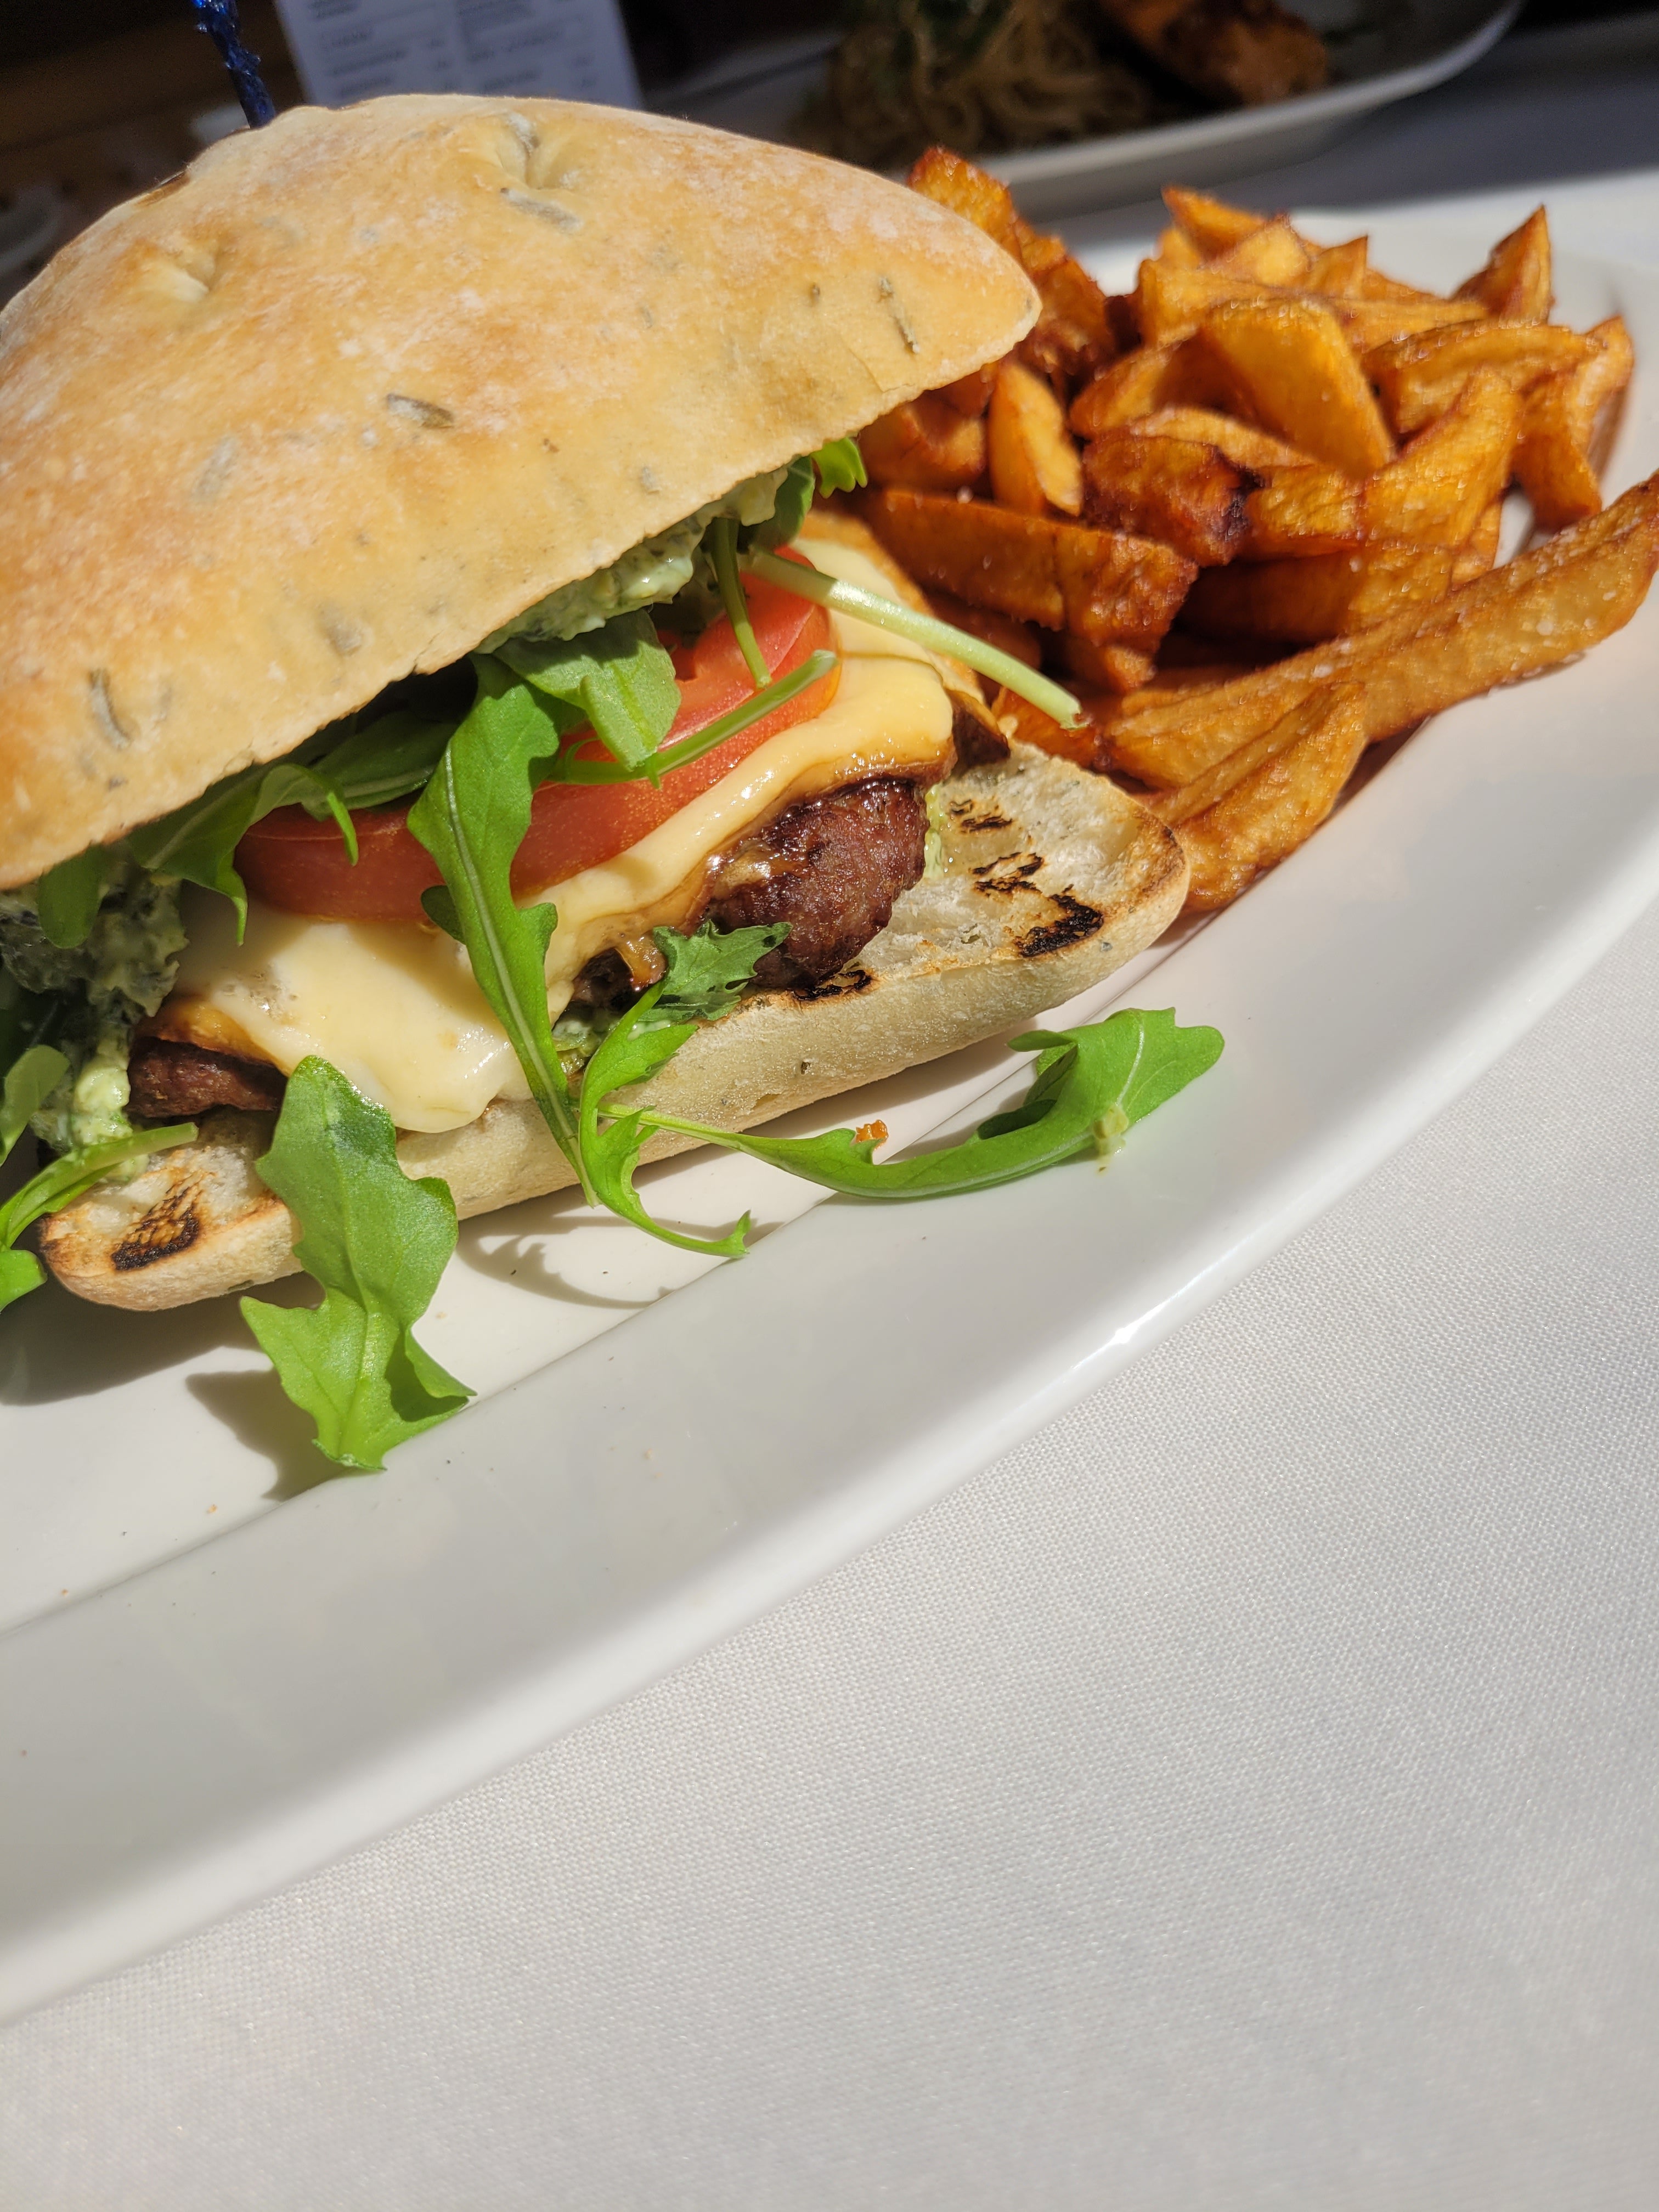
[[859, 394, 986, 492], [1105, 474, 1659, 787], [987, 685, 1114, 770], [1455, 207, 1552, 323], [1211, 216, 1311, 286], [865, 488, 1196, 648], [1156, 224, 1205, 270], [1366, 321, 1595, 436], [988, 358, 1084, 516], [1514, 316, 1635, 529], [1451, 499, 1504, 585], [1240, 371, 1521, 557], [1161, 185, 1266, 256], [1182, 545, 1455, 644], [1138, 260, 1291, 347], [1131, 405, 1314, 471], [1068, 340, 1236, 434], [1060, 633, 1156, 694], [938, 362, 998, 419], [906, 147, 1115, 386], [1170, 687, 1368, 911], [1326, 296, 1489, 351], [1198, 297, 1395, 475], [1359, 265, 1439, 304], [1362, 370, 1521, 549], [927, 591, 1043, 670], [1081, 427, 1252, 565], [1143, 687, 1328, 825], [1242, 466, 1363, 558], [1302, 237, 1369, 298]]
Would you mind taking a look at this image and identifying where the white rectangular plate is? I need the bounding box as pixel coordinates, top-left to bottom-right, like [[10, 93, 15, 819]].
[[3, 217, 1658, 2022]]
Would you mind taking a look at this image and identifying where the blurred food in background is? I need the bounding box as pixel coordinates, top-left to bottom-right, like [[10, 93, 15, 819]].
[[798, 0, 1328, 170]]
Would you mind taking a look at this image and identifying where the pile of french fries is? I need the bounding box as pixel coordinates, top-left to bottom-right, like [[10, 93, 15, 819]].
[[849, 153, 1656, 914]]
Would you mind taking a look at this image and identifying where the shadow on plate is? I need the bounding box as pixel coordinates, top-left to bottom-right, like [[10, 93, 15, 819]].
[[0, 1268, 313, 1407], [184, 1366, 341, 1500]]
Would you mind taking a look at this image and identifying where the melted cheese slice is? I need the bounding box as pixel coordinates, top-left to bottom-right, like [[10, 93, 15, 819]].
[[171, 547, 955, 1133]]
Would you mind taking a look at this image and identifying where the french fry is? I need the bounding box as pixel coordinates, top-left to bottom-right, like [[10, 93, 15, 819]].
[[1068, 340, 1237, 434], [1366, 321, 1595, 436], [1105, 473, 1659, 787], [1326, 296, 1489, 351], [1362, 369, 1522, 549], [1182, 545, 1455, 644], [1169, 687, 1368, 911], [859, 394, 986, 492], [1242, 465, 1363, 558], [926, 591, 1043, 670], [1137, 259, 1292, 347], [907, 148, 1115, 386], [1156, 224, 1205, 270], [1210, 215, 1311, 287], [1081, 427, 1252, 565], [1514, 316, 1635, 529], [938, 362, 999, 419], [988, 358, 1084, 516], [1240, 371, 1521, 556], [1131, 406, 1315, 471], [1455, 207, 1552, 323], [1060, 633, 1156, 694], [1359, 265, 1440, 304], [1161, 185, 1265, 257], [1451, 499, 1504, 585], [1198, 297, 1395, 475], [988, 685, 1116, 770], [1302, 236, 1369, 298], [1144, 686, 1335, 823], [864, 488, 1196, 648]]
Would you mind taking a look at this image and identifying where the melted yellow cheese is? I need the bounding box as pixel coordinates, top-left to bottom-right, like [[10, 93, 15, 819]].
[[171, 560, 954, 1133]]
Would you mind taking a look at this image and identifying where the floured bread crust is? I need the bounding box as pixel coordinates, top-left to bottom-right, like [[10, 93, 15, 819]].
[[0, 96, 1036, 888], [39, 748, 1186, 1308]]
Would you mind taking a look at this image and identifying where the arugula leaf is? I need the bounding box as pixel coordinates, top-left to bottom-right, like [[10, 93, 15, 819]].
[[635, 1009, 1223, 1199], [578, 985, 750, 1259], [0, 1120, 195, 1316], [742, 543, 1084, 729], [319, 710, 456, 811], [35, 847, 111, 950], [811, 437, 868, 495], [405, 658, 594, 1201], [650, 920, 788, 1024], [2, 1045, 69, 1167], [128, 758, 358, 940], [760, 456, 818, 549], [0, 973, 61, 1090], [240, 1058, 471, 1471], [574, 921, 788, 1254], [498, 611, 681, 774], [710, 516, 769, 688], [548, 650, 836, 787]]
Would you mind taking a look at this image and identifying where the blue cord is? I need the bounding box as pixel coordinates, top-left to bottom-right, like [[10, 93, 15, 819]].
[[190, 0, 278, 127]]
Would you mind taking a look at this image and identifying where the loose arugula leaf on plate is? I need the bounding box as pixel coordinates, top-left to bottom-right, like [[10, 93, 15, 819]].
[[575, 922, 788, 1255], [405, 657, 593, 1199], [240, 1057, 471, 1471], [0, 1119, 195, 1316], [128, 757, 358, 940], [35, 847, 111, 950], [499, 610, 681, 774], [636, 1009, 1223, 1199]]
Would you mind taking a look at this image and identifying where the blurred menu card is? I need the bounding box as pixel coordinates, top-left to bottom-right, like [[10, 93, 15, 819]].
[[273, 0, 640, 108]]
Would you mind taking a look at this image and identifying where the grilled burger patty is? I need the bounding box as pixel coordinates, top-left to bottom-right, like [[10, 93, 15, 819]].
[[129, 775, 933, 1122]]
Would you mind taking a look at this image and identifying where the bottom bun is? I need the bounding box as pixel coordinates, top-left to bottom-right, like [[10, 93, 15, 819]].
[[40, 745, 1186, 1310]]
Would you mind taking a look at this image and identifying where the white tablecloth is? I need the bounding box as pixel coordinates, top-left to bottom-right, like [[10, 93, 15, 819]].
[[7, 24, 1659, 2207]]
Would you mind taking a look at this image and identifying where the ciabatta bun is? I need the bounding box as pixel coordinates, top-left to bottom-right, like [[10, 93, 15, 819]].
[[0, 96, 1036, 888], [39, 747, 1186, 1309]]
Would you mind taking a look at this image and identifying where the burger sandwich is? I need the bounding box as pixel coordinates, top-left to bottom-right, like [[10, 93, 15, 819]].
[[0, 98, 1193, 1420]]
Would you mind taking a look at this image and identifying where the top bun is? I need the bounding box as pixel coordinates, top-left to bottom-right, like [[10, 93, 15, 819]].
[[0, 97, 1036, 888]]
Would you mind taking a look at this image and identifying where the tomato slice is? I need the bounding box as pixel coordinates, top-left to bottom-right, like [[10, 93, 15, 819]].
[[237, 569, 835, 923]]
